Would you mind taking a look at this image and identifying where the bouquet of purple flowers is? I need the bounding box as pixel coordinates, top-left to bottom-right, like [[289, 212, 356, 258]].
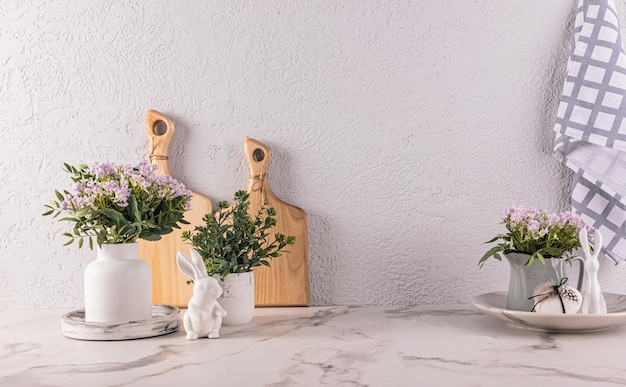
[[479, 205, 593, 267], [44, 160, 192, 248]]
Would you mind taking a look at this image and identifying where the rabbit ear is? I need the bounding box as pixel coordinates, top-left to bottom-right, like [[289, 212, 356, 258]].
[[189, 249, 209, 278], [579, 228, 592, 258], [592, 229, 603, 258], [177, 251, 199, 280]]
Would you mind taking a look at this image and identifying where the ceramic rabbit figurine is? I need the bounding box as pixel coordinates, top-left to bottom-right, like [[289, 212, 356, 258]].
[[176, 249, 227, 339], [579, 228, 607, 314]]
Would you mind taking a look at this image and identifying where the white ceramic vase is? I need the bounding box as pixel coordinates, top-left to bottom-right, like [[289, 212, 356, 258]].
[[84, 243, 152, 323], [215, 271, 255, 325]]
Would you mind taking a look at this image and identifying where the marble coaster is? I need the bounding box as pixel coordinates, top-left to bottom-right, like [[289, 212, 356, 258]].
[[61, 304, 180, 341]]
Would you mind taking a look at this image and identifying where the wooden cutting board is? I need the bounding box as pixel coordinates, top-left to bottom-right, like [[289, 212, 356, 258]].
[[138, 110, 213, 307], [244, 138, 310, 306]]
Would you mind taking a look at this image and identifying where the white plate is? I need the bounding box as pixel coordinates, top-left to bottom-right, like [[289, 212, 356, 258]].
[[471, 291, 626, 333]]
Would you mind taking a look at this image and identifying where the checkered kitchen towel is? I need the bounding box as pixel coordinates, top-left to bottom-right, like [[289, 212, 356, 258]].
[[554, 0, 626, 263]]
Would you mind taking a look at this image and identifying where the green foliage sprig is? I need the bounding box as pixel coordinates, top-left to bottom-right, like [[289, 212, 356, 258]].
[[43, 161, 191, 248], [182, 190, 296, 279], [478, 205, 593, 268]]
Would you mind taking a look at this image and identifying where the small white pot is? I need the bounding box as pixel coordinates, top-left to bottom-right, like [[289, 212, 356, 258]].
[[215, 271, 255, 325], [84, 243, 152, 323]]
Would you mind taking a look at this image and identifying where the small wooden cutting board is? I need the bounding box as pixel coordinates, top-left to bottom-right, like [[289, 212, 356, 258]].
[[138, 110, 213, 307], [243, 138, 310, 306]]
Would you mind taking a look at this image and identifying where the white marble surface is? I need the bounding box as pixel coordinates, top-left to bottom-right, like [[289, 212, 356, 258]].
[[2, 305, 626, 386]]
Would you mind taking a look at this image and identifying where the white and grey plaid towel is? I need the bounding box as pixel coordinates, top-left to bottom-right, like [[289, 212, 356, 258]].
[[554, 0, 626, 264]]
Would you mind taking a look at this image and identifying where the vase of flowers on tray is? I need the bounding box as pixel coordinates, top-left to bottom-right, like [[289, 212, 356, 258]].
[[479, 205, 592, 312], [44, 161, 191, 323]]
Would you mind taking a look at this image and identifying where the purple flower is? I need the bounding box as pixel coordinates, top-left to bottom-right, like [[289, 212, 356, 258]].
[[100, 179, 131, 207], [91, 162, 116, 178], [60, 199, 71, 211], [135, 160, 157, 179], [72, 182, 84, 194], [70, 195, 95, 211]]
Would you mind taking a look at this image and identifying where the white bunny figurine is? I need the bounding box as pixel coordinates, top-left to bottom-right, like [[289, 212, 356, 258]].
[[579, 228, 607, 314], [176, 249, 227, 340]]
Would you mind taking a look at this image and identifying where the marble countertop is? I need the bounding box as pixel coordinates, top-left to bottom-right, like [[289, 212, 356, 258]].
[[2, 305, 626, 387]]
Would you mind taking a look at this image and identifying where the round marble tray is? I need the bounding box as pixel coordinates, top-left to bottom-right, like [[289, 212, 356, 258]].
[[62, 304, 180, 341], [472, 291, 626, 333]]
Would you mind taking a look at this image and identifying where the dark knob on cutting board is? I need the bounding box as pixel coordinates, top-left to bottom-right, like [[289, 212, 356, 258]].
[[153, 120, 168, 136], [253, 149, 265, 162]]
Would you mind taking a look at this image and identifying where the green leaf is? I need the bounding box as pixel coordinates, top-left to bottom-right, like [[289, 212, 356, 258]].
[[58, 217, 79, 223], [74, 207, 91, 217], [484, 234, 510, 244], [103, 208, 131, 230], [536, 252, 546, 265], [129, 194, 140, 223], [478, 245, 505, 268], [541, 247, 563, 257], [55, 190, 65, 202], [140, 234, 162, 241]]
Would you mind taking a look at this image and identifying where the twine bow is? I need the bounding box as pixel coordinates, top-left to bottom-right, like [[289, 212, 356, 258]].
[[149, 137, 169, 162], [250, 167, 269, 204]]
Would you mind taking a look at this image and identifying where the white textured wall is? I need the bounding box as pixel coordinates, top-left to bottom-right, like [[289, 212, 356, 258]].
[[3, 0, 626, 308]]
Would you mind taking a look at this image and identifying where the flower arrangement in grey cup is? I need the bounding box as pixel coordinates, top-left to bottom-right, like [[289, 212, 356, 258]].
[[479, 205, 593, 268], [181, 190, 296, 279], [43, 160, 192, 247]]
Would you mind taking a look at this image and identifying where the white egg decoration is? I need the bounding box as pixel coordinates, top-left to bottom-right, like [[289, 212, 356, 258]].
[[531, 281, 582, 315]]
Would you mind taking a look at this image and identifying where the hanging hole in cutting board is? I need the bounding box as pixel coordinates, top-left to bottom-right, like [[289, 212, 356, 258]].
[[153, 120, 168, 136], [253, 149, 265, 162]]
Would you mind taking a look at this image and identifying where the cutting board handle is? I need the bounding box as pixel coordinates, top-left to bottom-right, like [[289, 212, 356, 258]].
[[245, 138, 272, 201], [145, 110, 175, 176]]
